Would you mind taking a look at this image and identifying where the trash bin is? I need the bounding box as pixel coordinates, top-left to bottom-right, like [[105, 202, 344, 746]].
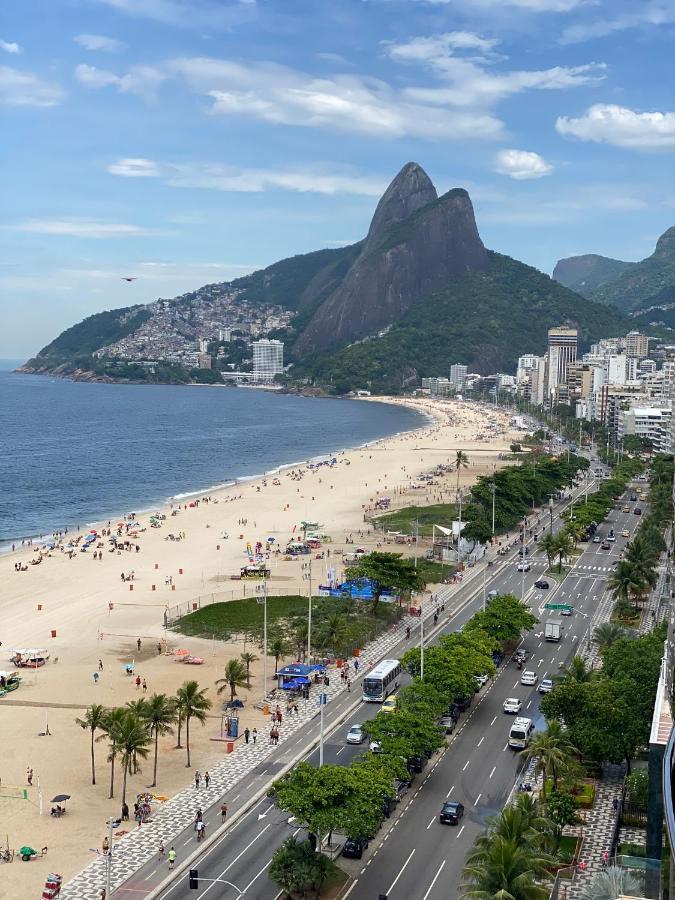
[[262, 705, 270, 715], [226, 741, 234, 754]]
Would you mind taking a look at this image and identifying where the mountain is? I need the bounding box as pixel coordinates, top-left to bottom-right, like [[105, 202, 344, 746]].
[[552, 254, 633, 296], [553, 227, 675, 313], [25, 161, 627, 393]]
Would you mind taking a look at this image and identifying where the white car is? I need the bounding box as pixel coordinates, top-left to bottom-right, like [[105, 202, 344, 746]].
[[503, 697, 522, 714], [347, 724, 365, 744], [474, 674, 489, 688], [517, 561, 531, 572], [369, 740, 382, 753], [539, 678, 554, 694], [521, 670, 538, 686]]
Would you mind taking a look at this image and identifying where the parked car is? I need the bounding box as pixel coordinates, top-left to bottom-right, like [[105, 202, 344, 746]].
[[474, 673, 490, 689], [407, 755, 427, 774], [454, 694, 473, 712], [347, 724, 365, 744], [539, 678, 553, 694], [439, 715, 455, 734], [439, 800, 465, 825], [534, 579, 549, 589], [342, 836, 369, 859], [369, 740, 382, 753], [503, 697, 522, 714], [521, 670, 538, 686]]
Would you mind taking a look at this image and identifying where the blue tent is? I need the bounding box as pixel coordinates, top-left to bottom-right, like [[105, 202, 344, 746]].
[[276, 663, 324, 689]]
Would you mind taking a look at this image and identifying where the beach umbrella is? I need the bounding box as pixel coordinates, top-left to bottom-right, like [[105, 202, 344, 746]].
[[51, 794, 71, 803]]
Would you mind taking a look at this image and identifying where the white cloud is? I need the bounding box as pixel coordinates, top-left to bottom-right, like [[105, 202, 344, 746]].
[[9, 219, 153, 238], [75, 62, 165, 99], [74, 34, 127, 52], [0, 66, 64, 106], [385, 32, 499, 65], [493, 148, 553, 179], [107, 157, 161, 177], [556, 104, 675, 149], [561, 3, 675, 43], [96, 0, 256, 29], [0, 39, 21, 54], [410, 0, 584, 9], [107, 157, 388, 195]]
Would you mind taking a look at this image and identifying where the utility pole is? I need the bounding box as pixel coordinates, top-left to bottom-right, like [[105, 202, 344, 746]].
[[261, 580, 268, 703], [420, 615, 425, 681], [413, 519, 419, 570], [318, 692, 327, 767], [307, 559, 313, 665], [549, 497, 554, 535], [482, 564, 487, 612], [491, 482, 496, 536]]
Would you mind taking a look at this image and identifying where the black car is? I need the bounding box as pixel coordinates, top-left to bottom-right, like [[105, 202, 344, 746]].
[[454, 693, 473, 712], [447, 703, 461, 722], [342, 836, 369, 859], [440, 801, 465, 825], [407, 755, 427, 774], [518, 546, 529, 556], [634, 507, 642, 516], [534, 579, 549, 589]]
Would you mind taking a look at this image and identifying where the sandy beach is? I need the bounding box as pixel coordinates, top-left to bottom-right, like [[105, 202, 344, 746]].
[[0, 396, 518, 898]]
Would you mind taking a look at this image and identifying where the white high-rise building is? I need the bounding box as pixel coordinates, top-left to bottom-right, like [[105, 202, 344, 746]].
[[546, 326, 577, 402], [607, 354, 627, 385], [449, 363, 468, 388], [252, 339, 284, 381]]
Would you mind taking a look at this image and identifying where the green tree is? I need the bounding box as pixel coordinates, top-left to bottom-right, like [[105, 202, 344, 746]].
[[592, 623, 626, 654], [366, 708, 445, 761], [75, 703, 107, 786], [344, 552, 425, 613], [143, 693, 177, 788], [100, 707, 127, 800], [608, 560, 646, 611], [240, 651, 258, 687], [268, 837, 330, 898], [455, 449, 470, 493], [555, 655, 593, 685], [117, 710, 151, 806], [553, 531, 574, 572], [461, 835, 554, 900], [466, 594, 538, 646], [546, 790, 581, 841], [175, 680, 212, 768], [216, 659, 249, 703], [462, 516, 493, 552], [525, 720, 577, 797], [268, 634, 289, 673], [539, 532, 557, 569]]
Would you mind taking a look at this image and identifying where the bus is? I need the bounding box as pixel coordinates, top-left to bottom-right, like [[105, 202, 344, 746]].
[[362, 659, 401, 702]]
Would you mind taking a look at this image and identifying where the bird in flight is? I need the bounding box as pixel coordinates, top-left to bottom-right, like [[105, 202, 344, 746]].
[[121, 276, 137, 282]]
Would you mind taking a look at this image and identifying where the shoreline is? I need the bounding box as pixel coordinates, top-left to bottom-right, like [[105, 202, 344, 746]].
[[1, 393, 431, 551]]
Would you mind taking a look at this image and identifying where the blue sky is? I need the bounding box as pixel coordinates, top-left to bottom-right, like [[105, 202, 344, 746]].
[[3, 0, 675, 358]]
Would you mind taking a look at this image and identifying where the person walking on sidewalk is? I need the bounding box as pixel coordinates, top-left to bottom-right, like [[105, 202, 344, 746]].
[[221, 802, 228, 823], [244, 727, 250, 744], [194, 770, 201, 789], [252, 728, 257, 744], [204, 771, 210, 789], [168, 847, 176, 870]]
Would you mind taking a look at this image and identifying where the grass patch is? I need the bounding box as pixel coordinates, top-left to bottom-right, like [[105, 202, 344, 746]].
[[319, 858, 349, 897], [612, 608, 641, 627], [372, 503, 457, 537], [570, 779, 596, 808], [558, 834, 580, 864], [413, 558, 456, 584], [174, 595, 309, 641], [544, 566, 571, 580]]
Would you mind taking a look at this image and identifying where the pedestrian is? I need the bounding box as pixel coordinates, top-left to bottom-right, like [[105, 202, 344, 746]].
[[347, 679, 351, 693], [244, 727, 250, 744], [121, 802, 129, 821], [293, 702, 298, 715], [204, 771, 210, 788], [194, 808, 203, 829], [276, 710, 283, 725], [157, 642, 162, 655], [252, 728, 257, 744], [93, 671, 99, 684], [98, 659, 104, 671], [612, 797, 619, 813], [102, 836, 110, 855], [137, 638, 142, 652], [142, 678, 147, 692], [221, 802, 228, 823], [168, 847, 176, 869], [194, 770, 201, 789], [27, 767, 33, 786], [158, 840, 165, 860], [196, 819, 205, 841], [135, 674, 141, 690]]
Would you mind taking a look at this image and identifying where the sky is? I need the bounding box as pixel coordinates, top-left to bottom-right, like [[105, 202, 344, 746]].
[[3, 0, 675, 358]]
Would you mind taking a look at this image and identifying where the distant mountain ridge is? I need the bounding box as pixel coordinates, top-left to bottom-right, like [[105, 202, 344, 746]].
[[26, 162, 627, 393], [552, 227, 675, 313]]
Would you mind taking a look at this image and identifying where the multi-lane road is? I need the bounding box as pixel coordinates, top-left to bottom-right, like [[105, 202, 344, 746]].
[[119, 464, 642, 900]]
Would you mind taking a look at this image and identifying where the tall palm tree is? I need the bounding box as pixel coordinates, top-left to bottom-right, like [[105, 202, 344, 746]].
[[125, 698, 150, 773], [607, 560, 645, 611], [455, 450, 470, 493], [553, 531, 573, 573], [564, 520, 585, 547], [579, 867, 641, 900], [216, 659, 249, 704], [99, 707, 127, 799], [240, 651, 258, 688], [525, 720, 577, 798], [117, 711, 151, 806], [539, 532, 557, 570], [268, 634, 288, 673], [624, 537, 658, 604], [593, 622, 626, 654], [142, 693, 177, 787], [461, 835, 554, 900], [175, 680, 212, 768], [76, 704, 107, 786], [320, 612, 349, 654], [555, 654, 592, 684]]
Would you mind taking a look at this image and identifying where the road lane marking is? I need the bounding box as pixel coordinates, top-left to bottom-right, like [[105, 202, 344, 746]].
[[195, 824, 271, 898], [336, 747, 345, 756], [342, 880, 358, 899], [475, 793, 482, 804], [490, 716, 497, 726], [243, 858, 275, 893], [446, 785, 455, 797], [503, 743, 508, 751], [489, 766, 496, 778], [462, 760, 470, 771], [457, 825, 465, 838], [427, 815, 436, 830], [386, 848, 415, 895], [477, 737, 484, 747], [421, 860, 446, 900], [526, 700, 532, 709]]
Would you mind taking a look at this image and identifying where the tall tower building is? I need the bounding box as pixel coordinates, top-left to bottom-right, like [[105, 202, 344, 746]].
[[252, 339, 284, 381], [546, 326, 577, 402], [625, 331, 649, 359]]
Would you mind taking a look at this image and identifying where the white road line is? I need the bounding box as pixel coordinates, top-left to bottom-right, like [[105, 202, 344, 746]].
[[421, 860, 446, 900], [477, 736, 484, 747], [336, 747, 345, 756], [194, 824, 271, 898], [489, 766, 496, 779], [427, 815, 436, 830], [503, 743, 508, 751], [475, 793, 482, 805], [243, 858, 275, 894], [526, 700, 532, 709], [446, 785, 455, 797], [457, 825, 465, 838], [342, 880, 359, 899], [386, 848, 415, 895], [462, 760, 470, 771], [490, 716, 497, 726]]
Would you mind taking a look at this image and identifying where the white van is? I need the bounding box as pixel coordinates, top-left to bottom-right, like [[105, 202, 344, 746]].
[[508, 717, 534, 750]]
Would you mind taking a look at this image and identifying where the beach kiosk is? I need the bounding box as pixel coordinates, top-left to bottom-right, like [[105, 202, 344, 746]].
[[275, 663, 325, 691]]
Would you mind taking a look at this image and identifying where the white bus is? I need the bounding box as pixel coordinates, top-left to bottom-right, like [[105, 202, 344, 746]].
[[362, 659, 401, 702]]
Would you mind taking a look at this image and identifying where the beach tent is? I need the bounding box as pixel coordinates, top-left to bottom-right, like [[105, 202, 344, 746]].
[[275, 663, 324, 689]]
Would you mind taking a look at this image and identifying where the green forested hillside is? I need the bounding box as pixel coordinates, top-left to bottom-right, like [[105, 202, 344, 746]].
[[29, 307, 151, 364], [296, 253, 627, 393]]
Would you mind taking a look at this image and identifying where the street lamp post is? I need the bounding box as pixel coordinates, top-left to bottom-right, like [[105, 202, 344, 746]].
[[549, 497, 554, 535], [106, 816, 114, 898], [420, 615, 425, 681], [491, 483, 496, 536], [261, 580, 268, 703], [307, 559, 313, 665], [318, 692, 327, 767]]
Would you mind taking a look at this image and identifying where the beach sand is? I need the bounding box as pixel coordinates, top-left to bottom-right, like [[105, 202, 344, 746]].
[[0, 397, 519, 898]]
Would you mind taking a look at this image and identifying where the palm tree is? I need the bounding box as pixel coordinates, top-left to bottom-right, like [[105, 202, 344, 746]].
[[117, 711, 151, 807], [292, 622, 308, 662], [624, 537, 658, 605], [216, 659, 249, 704], [539, 532, 557, 570], [99, 707, 127, 799], [525, 720, 577, 798], [175, 680, 212, 768], [240, 651, 258, 688], [607, 560, 646, 611], [593, 622, 626, 654], [461, 835, 554, 900], [555, 655, 592, 684], [76, 704, 107, 786], [579, 867, 642, 900], [319, 612, 349, 654], [124, 698, 150, 772], [268, 634, 288, 673], [564, 520, 585, 547], [553, 531, 573, 573], [455, 450, 470, 493], [143, 693, 177, 787]]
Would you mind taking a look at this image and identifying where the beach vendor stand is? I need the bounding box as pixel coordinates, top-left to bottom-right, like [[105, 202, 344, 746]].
[[11, 648, 49, 668], [0, 670, 21, 696]]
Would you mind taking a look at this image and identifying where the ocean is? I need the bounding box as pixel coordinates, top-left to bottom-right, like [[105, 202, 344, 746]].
[[0, 364, 425, 544]]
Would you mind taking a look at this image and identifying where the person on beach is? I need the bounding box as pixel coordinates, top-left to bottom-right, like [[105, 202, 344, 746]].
[[137, 638, 142, 652], [142, 678, 147, 692], [135, 675, 141, 690], [98, 659, 103, 671], [121, 802, 129, 821]]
